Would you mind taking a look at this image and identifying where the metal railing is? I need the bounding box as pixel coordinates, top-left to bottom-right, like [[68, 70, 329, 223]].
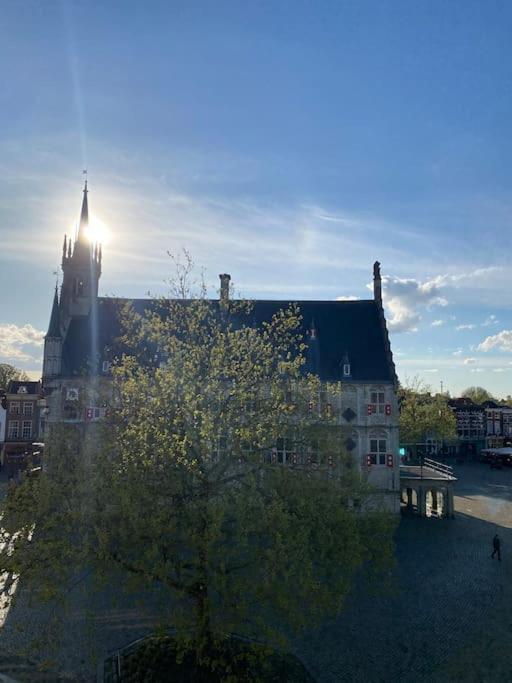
[[423, 458, 454, 477]]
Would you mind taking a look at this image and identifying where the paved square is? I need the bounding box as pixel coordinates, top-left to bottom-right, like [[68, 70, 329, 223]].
[[300, 462, 512, 682]]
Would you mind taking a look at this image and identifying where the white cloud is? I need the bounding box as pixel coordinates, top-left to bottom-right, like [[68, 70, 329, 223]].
[[470, 368, 485, 373], [380, 275, 448, 333], [427, 267, 503, 289], [463, 358, 477, 365], [373, 266, 504, 336], [493, 368, 510, 373], [335, 295, 358, 301], [452, 348, 463, 356], [482, 314, 499, 327], [424, 368, 439, 373], [0, 323, 45, 363], [478, 330, 512, 353]]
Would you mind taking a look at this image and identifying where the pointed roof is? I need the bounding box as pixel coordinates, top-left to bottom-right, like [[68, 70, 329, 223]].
[[46, 286, 61, 338], [77, 180, 89, 241]]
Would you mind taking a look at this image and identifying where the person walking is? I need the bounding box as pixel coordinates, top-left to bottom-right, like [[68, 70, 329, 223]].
[[491, 533, 502, 562]]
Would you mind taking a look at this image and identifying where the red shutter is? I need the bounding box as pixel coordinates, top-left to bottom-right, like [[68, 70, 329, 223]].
[[385, 404, 391, 416], [85, 407, 93, 421], [366, 454, 372, 467], [387, 454, 393, 468], [367, 404, 372, 416]]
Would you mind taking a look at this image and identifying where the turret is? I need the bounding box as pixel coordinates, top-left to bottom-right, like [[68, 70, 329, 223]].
[[42, 286, 62, 381]]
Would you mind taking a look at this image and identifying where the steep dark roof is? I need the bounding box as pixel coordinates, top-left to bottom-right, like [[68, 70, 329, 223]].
[[60, 297, 396, 383]]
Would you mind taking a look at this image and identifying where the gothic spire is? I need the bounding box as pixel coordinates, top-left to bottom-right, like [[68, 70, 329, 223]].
[[77, 180, 89, 241], [46, 286, 61, 338]]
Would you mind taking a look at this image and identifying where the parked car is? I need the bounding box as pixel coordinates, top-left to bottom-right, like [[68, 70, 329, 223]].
[[488, 448, 512, 468]]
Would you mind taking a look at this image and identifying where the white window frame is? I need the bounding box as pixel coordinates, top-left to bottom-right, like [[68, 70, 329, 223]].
[[22, 402, 33, 416], [8, 420, 19, 438], [276, 437, 298, 464], [369, 391, 386, 415], [369, 435, 387, 465], [10, 401, 20, 415], [21, 420, 32, 439]]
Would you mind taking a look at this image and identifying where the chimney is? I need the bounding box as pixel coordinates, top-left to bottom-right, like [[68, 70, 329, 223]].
[[373, 261, 382, 306], [219, 273, 231, 305]]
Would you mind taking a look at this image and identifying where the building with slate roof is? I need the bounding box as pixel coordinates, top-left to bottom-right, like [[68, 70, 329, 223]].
[[42, 184, 400, 512]]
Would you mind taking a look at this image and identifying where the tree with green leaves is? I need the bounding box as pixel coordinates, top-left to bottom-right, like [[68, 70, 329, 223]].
[[0, 265, 396, 678], [461, 386, 495, 404], [399, 378, 457, 455], [0, 363, 29, 390]]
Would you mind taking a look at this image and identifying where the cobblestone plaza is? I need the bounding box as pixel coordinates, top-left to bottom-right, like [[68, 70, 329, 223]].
[[301, 462, 512, 682], [1, 462, 511, 681]]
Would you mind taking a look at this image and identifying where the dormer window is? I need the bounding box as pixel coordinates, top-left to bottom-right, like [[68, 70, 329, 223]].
[[341, 352, 351, 378], [17, 386, 28, 394]]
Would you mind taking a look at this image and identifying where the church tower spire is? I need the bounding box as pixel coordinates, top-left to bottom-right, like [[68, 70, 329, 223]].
[[59, 180, 102, 328], [77, 180, 89, 242]]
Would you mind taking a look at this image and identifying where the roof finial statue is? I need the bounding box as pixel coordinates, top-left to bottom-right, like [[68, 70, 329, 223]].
[[373, 261, 382, 306]]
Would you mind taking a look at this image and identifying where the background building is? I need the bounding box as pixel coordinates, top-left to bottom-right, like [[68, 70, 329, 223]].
[[448, 397, 512, 458], [2, 380, 43, 477]]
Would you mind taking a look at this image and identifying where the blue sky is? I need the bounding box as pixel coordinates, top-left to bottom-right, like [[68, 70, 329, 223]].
[[1, 0, 512, 396]]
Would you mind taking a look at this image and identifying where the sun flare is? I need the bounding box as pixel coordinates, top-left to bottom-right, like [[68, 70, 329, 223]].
[[85, 214, 111, 245]]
